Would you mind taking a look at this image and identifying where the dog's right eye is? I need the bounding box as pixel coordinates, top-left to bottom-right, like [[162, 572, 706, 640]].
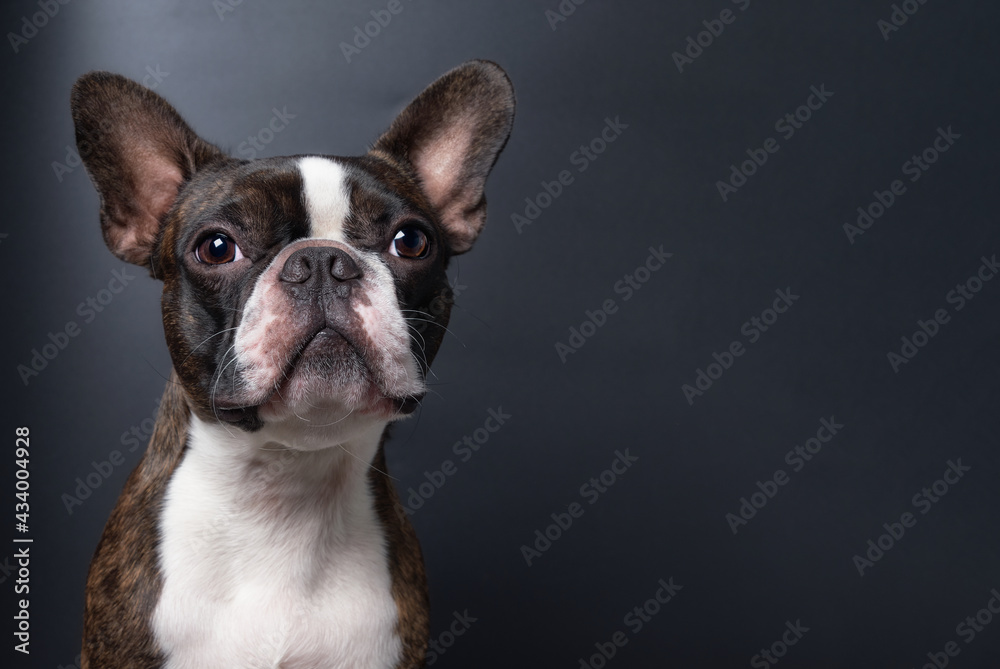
[[195, 233, 244, 265]]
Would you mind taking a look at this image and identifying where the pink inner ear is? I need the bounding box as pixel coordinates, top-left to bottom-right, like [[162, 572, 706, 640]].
[[412, 123, 475, 212], [104, 145, 185, 265], [143, 162, 184, 222], [411, 122, 486, 253], [134, 142, 185, 222]]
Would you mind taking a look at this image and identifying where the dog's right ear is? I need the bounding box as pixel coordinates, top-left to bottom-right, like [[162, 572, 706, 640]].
[[71, 72, 224, 268]]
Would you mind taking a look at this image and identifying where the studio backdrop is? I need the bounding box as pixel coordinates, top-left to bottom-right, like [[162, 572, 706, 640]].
[[3, 1, 999, 667]]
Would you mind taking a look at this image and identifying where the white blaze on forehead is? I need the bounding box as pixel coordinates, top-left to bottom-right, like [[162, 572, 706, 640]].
[[298, 156, 350, 241]]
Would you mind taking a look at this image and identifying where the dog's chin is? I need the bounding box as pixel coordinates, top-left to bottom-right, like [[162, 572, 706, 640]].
[[257, 389, 419, 424], [251, 382, 420, 452]]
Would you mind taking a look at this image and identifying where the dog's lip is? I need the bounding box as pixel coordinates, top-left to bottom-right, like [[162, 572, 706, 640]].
[[297, 323, 354, 361], [211, 325, 353, 418], [388, 394, 423, 415], [212, 402, 257, 424], [262, 324, 424, 415], [306, 325, 346, 346], [211, 324, 423, 423]]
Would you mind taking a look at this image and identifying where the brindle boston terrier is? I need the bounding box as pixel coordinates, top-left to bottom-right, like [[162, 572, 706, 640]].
[[71, 61, 514, 668]]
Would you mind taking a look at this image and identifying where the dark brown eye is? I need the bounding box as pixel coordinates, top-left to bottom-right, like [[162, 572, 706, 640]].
[[390, 226, 429, 259], [196, 233, 243, 264]]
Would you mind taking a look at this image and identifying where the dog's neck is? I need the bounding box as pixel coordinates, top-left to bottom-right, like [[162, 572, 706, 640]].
[[177, 413, 389, 540]]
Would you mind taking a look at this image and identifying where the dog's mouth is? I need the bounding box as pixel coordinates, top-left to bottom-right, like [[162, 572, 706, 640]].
[[299, 324, 354, 358], [213, 323, 423, 425]]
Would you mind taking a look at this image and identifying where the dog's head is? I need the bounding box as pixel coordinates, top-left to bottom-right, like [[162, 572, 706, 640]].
[[71, 62, 514, 445]]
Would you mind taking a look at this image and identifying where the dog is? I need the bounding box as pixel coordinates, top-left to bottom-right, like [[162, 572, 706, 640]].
[[71, 60, 514, 668]]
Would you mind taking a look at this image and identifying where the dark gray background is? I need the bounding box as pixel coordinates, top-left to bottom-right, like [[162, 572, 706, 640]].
[[3, 0, 999, 667]]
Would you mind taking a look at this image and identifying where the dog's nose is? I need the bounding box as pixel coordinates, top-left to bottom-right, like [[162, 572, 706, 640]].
[[279, 246, 362, 298]]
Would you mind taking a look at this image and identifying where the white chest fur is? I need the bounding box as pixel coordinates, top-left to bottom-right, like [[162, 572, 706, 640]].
[[153, 417, 402, 669]]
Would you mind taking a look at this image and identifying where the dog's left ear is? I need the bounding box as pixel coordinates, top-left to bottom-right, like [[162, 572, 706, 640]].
[[373, 60, 515, 254]]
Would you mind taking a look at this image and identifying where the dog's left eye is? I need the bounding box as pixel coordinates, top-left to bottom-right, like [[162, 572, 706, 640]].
[[195, 233, 244, 265], [389, 226, 429, 259]]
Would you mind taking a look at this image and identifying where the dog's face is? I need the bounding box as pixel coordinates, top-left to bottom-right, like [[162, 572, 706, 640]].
[[159, 155, 441, 437], [72, 63, 514, 445]]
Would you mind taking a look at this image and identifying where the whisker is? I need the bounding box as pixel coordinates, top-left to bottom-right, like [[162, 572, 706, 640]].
[[179, 327, 240, 368], [449, 300, 492, 333], [141, 356, 179, 385], [404, 324, 437, 381], [403, 315, 465, 348], [338, 442, 397, 481], [211, 345, 241, 439], [305, 408, 356, 428]]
